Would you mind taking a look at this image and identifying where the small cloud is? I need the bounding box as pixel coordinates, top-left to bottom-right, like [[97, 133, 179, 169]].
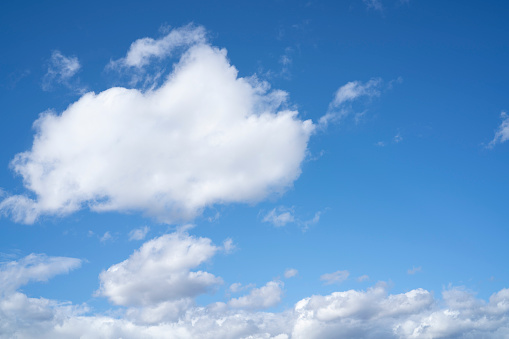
[[284, 268, 298, 279], [87, 230, 94, 237], [263, 207, 295, 227], [407, 266, 422, 275], [42, 50, 81, 91], [320, 270, 350, 285], [100, 231, 113, 243], [229, 282, 255, 294], [357, 275, 370, 282], [128, 226, 150, 241], [222, 238, 236, 254], [488, 112, 509, 148], [375, 141, 386, 147], [363, 0, 383, 11], [394, 133, 403, 143]]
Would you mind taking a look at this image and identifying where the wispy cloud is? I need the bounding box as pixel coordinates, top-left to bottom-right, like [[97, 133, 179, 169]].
[[363, 0, 383, 12], [42, 50, 81, 91], [320, 270, 350, 285], [488, 112, 509, 148], [407, 266, 422, 275], [128, 226, 150, 241], [284, 268, 298, 279]]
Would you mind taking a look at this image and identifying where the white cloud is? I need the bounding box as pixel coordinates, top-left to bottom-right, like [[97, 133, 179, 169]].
[[109, 24, 206, 69], [0, 253, 81, 294], [284, 268, 298, 279], [128, 226, 150, 241], [0, 253, 508, 339], [1, 32, 314, 224], [3, 276, 509, 338], [489, 112, 509, 147], [42, 50, 81, 91], [99, 231, 113, 243], [263, 207, 295, 227], [97, 232, 222, 307], [320, 78, 383, 128], [408, 266, 422, 275], [363, 0, 383, 11], [331, 78, 382, 108], [320, 270, 350, 285], [222, 238, 236, 254], [357, 275, 369, 282], [394, 133, 403, 143], [229, 281, 284, 310]]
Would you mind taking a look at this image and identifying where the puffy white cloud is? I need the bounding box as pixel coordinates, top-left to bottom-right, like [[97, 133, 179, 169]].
[[42, 51, 81, 91], [0, 253, 81, 294], [128, 226, 150, 241], [97, 232, 222, 307], [229, 281, 284, 310], [109, 24, 206, 69], [4, 280, 509, 338], [489, 112, 509, 147], [320, 270, 350, 285], [284, 268, 298, 279], [1, 34, 314, 224]]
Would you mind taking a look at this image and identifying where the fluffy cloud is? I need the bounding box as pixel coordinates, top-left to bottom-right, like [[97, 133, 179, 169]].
[[1, 30, 314, 224], [489, 111, 509, 147], [228, 281, 284, 310], [97, 232, 222, 307], [3, 277, 509, 338], [42, 51, 81, 91]]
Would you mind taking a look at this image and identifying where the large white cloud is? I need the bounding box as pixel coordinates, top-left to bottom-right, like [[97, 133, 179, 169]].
[[2, 252, 509, 338], [97, 232, 222, 307], [0, 31, 314, 224]]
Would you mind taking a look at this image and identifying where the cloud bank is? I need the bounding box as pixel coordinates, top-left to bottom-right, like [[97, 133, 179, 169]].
[[2, 250, 509, 339], [1, 27, 314, 224]]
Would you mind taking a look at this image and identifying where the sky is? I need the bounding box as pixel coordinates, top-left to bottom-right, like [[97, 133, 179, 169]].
[[1, 0, 509, 338]]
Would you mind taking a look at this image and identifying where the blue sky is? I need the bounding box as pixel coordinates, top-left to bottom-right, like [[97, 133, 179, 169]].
[[1, 1, 509, 338]]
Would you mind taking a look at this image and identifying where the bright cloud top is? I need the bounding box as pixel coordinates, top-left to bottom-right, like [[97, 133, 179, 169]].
[[97, 232, 222, 307], [0, 28, 314, 224]]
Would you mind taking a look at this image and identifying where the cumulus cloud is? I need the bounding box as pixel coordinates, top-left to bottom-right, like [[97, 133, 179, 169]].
[[97, 232, 222, 307], [42, 51, 81, 91], [0, 253, 81, 294], [128, 226, 150, 241], [3, 276, 509, 338], [488, 112, 509, 147], [228, 281, 284, 310], [1, 30, 314, 224], [320, 270, 350, 285]]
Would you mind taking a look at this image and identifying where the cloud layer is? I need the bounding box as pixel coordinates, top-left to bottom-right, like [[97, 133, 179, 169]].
[[1, 30, 314, 224]]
